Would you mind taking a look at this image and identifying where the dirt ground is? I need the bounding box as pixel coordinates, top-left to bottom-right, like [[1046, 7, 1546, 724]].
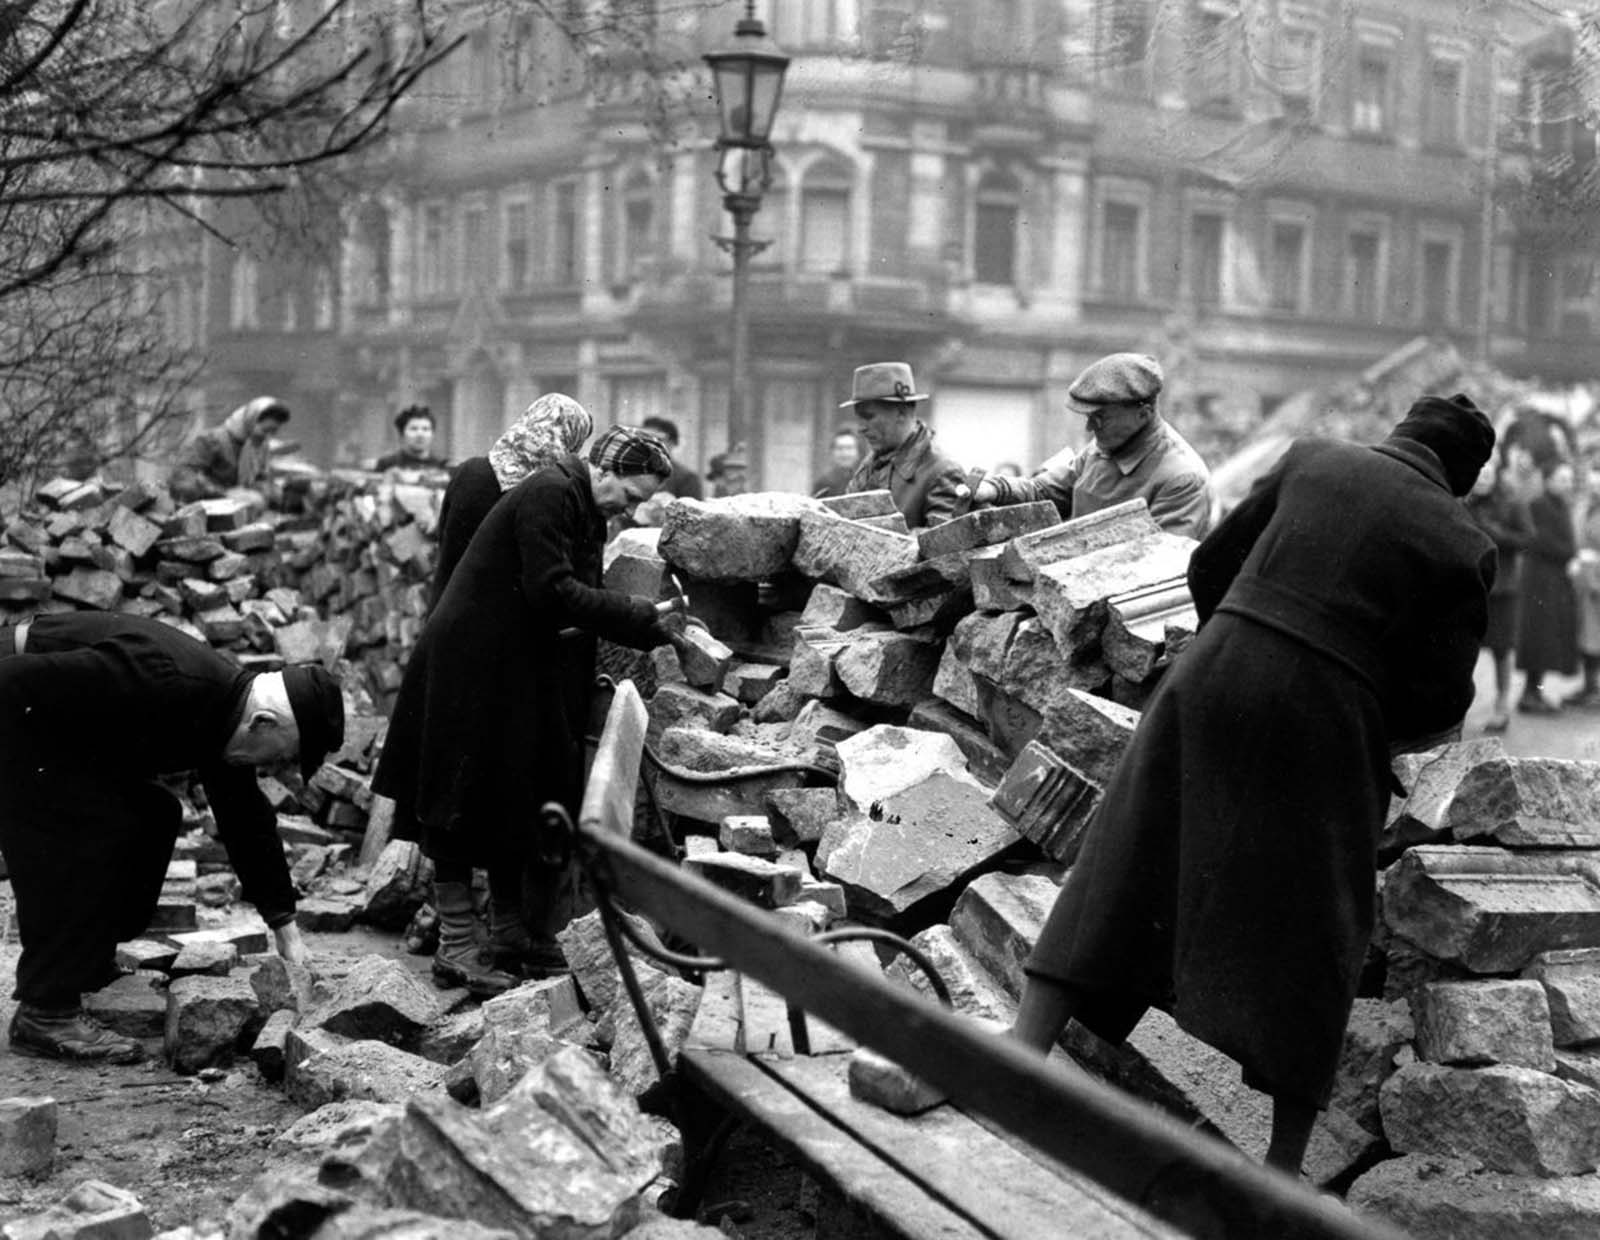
[[0, 887, 813, 1238]]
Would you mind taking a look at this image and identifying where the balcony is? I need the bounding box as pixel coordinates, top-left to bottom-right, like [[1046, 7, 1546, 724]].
[[969, 64, 1052, 147]]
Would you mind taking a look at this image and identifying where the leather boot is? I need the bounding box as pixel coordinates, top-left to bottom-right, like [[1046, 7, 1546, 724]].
[[10, 1003, 144, 1064], [431, 880, 516, 998], [488, 913, 569, 980]]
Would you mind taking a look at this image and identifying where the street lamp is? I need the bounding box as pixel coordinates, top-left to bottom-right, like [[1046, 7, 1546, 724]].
[[705, 1, 789, 483]]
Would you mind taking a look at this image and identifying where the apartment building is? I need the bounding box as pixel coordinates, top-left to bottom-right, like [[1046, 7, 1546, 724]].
[[193, 0, 1585, 488]]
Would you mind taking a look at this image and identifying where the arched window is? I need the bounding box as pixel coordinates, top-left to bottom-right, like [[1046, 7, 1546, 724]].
[[351, 203, 391, 308], [619, 171, 656, 281], [974, 170, 1021, 285], [800, 158, 852, 275]]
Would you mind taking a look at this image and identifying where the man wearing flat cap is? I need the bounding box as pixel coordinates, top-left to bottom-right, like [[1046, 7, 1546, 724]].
[[841, 362, 966, 528], [1009, 394, 1497, 1179], [971, 352, 1212, 537], [0, 613, 344, 1063]]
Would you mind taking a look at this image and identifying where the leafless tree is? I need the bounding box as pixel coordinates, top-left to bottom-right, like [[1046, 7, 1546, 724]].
[[0, 0, 455, 500]]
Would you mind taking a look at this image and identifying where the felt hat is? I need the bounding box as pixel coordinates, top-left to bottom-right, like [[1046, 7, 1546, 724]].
[[839, 362, 929, 409], [1064, 353, 1164, 415]]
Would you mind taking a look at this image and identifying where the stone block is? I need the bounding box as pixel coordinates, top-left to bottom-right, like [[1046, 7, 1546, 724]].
[[682, 852, 804, 908], [1333, 998, 1416, 1134], [989, 741, 1102, 866], [725, 662, 784, 706], [818, 490, 897, 520], [1382, 1062, 1600, 1176], [949, 871, 1061, 997], [304, 954, 442, 1047], [1031, 531, 1197, 652], [1386, 738, 1508, 845], [3, 1180, 150, 1240], [834, 630, 941, 707], [786, 629, 848, 698], [252, 1009, 297, 1082], [84, 973, 169, 1039], [847, 1046, 946, 1114], [646, 683, 742, 742], [169, 920, 270, 957], [947, 609, 1025, 683], [718, 814, 779, 858], [1413, 980, 1556, 1070], [51, 566, 122, 610], [1383, 845, 1600, 973], [115, 939, 178, 973], [676, 624, 734, 692], [751, 679, 807, 724], [819, 773, 1021, 922], [915, 500, 1059, 560], [887, 925, 1014, 1023], [105, 505, 163, 558], [206, 550, 249, 582], [155, 534, 226, 563], [1447, 756, 1600, 848], [165, 973, 264, 1074], [295, 895, 362, 932], [200, 495, 262, 530], [558, 908, 668, 1015], [792, 509, 920, 604], [0, 1096, 57, 1179], [969, 546, 1033, 612], [603, 550, 671, 600], [932, 641, 982, 718], [658, 492, 818, 580], [998, 499, 1162, 581], [607, 970, 703, 1097], [170, 940, 239, 978], [835, 725, 982, 813], [221, 522, 277, 554], [468, 976, 587, 1104], [657, 726, 794, 774], [799, 583, 883, 631], [287, 1037, 448, 1109], [1526, 948, 1600, 1048], [906, 699, 1010, 787], [787, 701, 869, 757], [273, 615, 353, 667], [797, 876, 848, 920], [1348, 1152, 1600, 1240], [1100, 577, 1196, 684], [361, 839, 433, 930], [764, 787, 843, 848]]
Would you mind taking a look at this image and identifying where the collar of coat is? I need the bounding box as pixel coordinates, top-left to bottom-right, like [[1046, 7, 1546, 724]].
[[1089, 415, 1165, 477], [872, 421, 936, 480], [1372, 437, 1451, 493]]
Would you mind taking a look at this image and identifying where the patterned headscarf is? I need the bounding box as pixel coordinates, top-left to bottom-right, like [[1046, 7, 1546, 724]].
[[488, 393, 595, 492], [589, 426, 674, 479], [222, 396, 290, 490]]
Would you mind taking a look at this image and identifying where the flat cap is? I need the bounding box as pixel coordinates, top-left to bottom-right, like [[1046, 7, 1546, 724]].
[[1064, 353, 1164, 415]]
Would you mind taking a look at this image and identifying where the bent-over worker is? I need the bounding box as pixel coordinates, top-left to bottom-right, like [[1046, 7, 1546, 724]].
[[1008, 394, 1496, 1177], [970, 353, 1211, 537], [0, 613, 344, 1063], [169, 396, 291, 501], [374, 426, 683, 995]]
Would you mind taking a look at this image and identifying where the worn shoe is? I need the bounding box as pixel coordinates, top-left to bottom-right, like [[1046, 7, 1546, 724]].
[[1518, 694, 1560, 716], [9, 1004, 144, 1064], [431, 947, 517, 998], [1566, 689, 1600, 711], [1483, 712, 1510, 734]]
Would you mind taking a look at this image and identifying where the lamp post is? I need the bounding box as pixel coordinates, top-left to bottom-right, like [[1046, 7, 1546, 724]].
[[704, 1, 789, 483]]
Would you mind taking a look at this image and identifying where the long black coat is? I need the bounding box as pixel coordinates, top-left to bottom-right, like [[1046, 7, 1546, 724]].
[[428, 456, 500, 612], [0, 613, 296, 1006], [1027, 437, 1494, 1107], [1517, 492, 1579, 676], [375, 457, 661, 868]]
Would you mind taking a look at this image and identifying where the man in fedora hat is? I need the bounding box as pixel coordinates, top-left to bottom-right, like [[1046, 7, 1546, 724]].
[[0, 612, 344, 1063], [969, 352, 1212, 537], [841, 362, 966, 528]]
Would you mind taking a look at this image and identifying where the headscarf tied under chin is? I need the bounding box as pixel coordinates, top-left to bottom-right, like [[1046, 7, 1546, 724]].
[[1386, 393, 1496, 497], [223, 396, 289, 490], [489, 393, 595, 491]]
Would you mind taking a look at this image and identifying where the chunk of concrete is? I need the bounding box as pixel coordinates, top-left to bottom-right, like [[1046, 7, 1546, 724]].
[[725, 662, 784, 706], [165, 973, 263, 1074], [468, 977, 588, 1105], [792, 509, 920, 604], [764, 787, 843, 848], [3, 1180, 151, 1240], [1348, 1152, 1600, 1240], [799, 583, 883, 631], [676, 625, 735, 693], [906, 699, 1011, 788], [719, 815, 779, 858], [303, 955, 442, 1047], [170, 940, 238, 978], [949, 871, 1061, 997], [658, 493, 818, 580], [287, 1036, 448, 1109], [251, 1009, 297, 1083], [834, 630, 942, 707], [1412, 980, 1556, 1070], [1447, 757, 1600, 848], [0, 1096, 57, 1179], [998, 499, 1162, 581], [1382, 1062, 1600, 1176], [932, 641, 982, 719], [1385, 738, 1508, 845], [835, 725, 982, 813], [915, 501, 1059, 560], [1526, 948, 1600, 1048], [608, 971, 703, 1098], [646, 683, 742, 742], [786, 629, 848, 698], [361, 839, 434, 930], [1031, 531, 1198, 652], [887, 925, 1013, 1023]]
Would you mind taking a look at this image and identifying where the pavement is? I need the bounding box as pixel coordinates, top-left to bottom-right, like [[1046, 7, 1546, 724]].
[[1460, 649, 1600, 762]]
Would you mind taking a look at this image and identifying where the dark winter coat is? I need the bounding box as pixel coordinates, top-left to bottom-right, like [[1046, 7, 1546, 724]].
[[1467, 488, 1534, 653], [374, 456, 662, 868], [1026, 436, 1494, 1108], [428, 456, 502, 612], [0, 613, 296, 1006], [845, 421, 966, 528], [1517, 492, 1579, 676]]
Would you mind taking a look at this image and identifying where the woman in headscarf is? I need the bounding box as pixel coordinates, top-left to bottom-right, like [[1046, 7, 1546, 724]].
[[169, 397, 290, 501], [375, 427, 677, 995], [429, 393, 595, 610]]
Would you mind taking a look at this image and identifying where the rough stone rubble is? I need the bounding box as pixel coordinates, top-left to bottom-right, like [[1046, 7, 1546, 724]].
[[10, 479, 1600, 1238]]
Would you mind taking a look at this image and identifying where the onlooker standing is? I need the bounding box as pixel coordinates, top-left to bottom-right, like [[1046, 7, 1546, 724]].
[[1466, 456, 1534, 732], [1569, 458, 1600, 709], [707, 446, 751, 498], [169, 396, 290, 501], [841, 362, 965, 528], [374, 405, 449, 471], [428, 394, 594, 611], [1517, 461, 1580, 714], [812, 428, 862, 498], [641, 417, 705, 500]]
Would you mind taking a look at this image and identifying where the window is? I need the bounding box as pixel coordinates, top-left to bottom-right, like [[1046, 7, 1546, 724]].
[[462, 202, 487, 287], [314, 267, 335, 329], [551, 181, 579, 285], [1420, 239, 1456, 326], [504, 16, 534, 92], [281, 286, 299, 332], [418, 203, 449, 297], [502, 200, 531, 290], [1278, 24, 1319, 116], [1096, 0, 1150, 92], [1190, 3, 1235, 109], [1560, 258, 1593, 336], [974, 172, 1020, 285], [1527, 260, 1554, 333], [1424, 56, 1463, 148], [351, 204, 390, 308], [1187, 211, 1224, 307], [775, 0, 842, 48], [465, 29, 492, 102], [1490, 242, 1516, 328], [1269, 219, 1307, 312], [863, 1, 916, 60], [1100, 201, 1142, 300], [230, 254, 259, 329], [620, 175, 655, 281], [800, 161, 851, 274], [1353, 46, 1390, 135], [1345, 227, 1383, 320]]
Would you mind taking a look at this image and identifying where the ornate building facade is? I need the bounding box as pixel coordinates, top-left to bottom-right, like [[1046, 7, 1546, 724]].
[[192, 0, 1586, 489]]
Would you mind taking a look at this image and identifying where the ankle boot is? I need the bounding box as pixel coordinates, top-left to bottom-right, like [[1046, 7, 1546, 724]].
[[488, 913, 569, 979], [431, 881, 516, 998], [10, 1003, 144, 1064]]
